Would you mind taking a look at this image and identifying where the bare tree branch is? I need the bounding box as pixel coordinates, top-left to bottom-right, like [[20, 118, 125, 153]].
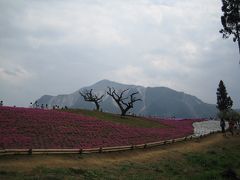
[[79, 89, 105, 111], [107, 87, 142, 116]]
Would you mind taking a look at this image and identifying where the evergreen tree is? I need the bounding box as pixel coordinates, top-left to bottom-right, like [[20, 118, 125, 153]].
[[216, 80, 233, 111], [220, 0, 240, 62]]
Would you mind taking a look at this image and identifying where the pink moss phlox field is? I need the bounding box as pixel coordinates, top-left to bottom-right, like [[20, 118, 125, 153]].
[[0, 107, 204, 149]]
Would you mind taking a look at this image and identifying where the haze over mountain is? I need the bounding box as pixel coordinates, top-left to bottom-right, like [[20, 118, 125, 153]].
[[37, 80, 217, 118]]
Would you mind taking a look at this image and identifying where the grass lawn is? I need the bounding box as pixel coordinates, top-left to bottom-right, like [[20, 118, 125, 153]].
[[62, 109, 166, 128], [0, 133, 239, 179]]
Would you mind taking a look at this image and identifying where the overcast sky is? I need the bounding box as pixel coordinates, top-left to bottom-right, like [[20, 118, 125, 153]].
[[0, 0, 239, 108]]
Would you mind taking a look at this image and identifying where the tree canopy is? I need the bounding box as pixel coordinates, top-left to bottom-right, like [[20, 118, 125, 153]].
[[220, 0, 240, 62], [218, 109, 240, 122]]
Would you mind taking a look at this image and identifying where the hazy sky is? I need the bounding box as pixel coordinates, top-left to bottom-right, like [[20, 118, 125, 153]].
[[0, 0, 239, 108]]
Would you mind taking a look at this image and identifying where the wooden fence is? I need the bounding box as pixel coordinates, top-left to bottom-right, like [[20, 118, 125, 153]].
[[0, 131, 219, 156]]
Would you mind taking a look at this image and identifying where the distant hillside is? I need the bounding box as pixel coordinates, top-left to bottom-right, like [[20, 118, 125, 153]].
[[36, 79, 217, 118]]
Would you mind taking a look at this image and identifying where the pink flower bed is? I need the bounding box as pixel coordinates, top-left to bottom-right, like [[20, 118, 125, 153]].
[[0, 107, 202, 149]]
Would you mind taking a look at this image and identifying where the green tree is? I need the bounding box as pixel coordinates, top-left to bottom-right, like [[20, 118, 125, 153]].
[[220, 0, 240, 62], [216, 80, 233, 112], [218, 109, 240, 122]]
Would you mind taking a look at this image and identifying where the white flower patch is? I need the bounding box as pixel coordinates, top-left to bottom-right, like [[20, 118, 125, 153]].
[[192, 120, 229, 137]]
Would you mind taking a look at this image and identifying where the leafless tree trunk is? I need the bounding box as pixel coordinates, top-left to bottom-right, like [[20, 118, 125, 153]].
[[79, 89, 104, 111], [107, 87, 142, 116]]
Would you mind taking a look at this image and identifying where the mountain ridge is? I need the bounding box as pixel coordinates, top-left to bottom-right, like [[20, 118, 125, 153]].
[[36, 79, 217, 118]]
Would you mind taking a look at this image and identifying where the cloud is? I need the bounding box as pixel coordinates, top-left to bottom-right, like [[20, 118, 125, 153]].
[[16, 1, 130, 48], [0, 0, 239, 108], [0, 65, 32, 85], [105, 65, 152, 86]]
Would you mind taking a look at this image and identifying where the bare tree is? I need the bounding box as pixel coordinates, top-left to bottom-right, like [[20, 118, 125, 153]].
[[32, 101, 39, 108], [107, 87, 142, 116], [79, 89, 105, 111]]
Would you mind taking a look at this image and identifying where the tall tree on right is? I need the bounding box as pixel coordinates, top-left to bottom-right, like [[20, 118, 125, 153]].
[[220, 0, 240, 62], [216, 80, 233, 112]]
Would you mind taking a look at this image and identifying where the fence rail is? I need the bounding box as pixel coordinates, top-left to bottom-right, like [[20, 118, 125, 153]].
[[0, 131, 218, 156]]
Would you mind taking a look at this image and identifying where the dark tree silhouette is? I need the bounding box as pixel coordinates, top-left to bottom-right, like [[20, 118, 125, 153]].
[[79, 89, 105, 111], [216, 80, 233, 111], [220, 0, 240, 62], [33, 101, 39, 108], [107, 87, 142, 116]]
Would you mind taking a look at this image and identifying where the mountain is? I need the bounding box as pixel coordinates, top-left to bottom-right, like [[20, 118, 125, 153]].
[[36, 79, 217, 118]]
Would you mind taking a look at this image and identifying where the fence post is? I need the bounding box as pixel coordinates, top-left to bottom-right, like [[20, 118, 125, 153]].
[[28, 149, 32, 155], [79, 149, 82, 154], [131, 145, 134, 150]]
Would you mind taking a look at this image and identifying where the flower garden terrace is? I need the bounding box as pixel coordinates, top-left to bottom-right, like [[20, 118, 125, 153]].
[[0, 106, 205, 149]]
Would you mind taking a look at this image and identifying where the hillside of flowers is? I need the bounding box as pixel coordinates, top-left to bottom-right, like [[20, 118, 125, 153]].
[[0, 106, 201, 149]]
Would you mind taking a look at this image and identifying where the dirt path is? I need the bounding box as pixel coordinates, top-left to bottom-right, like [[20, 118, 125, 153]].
[[0, 133, 236, 172]]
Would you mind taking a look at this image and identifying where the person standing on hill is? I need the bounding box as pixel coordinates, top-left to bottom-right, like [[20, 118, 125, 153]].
[[229, 119, 235, 136], [220, 119, 226, 133], [237, 121, 240, 135]]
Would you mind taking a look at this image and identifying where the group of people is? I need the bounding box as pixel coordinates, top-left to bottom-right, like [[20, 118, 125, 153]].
[[220, 118, 240, 136]]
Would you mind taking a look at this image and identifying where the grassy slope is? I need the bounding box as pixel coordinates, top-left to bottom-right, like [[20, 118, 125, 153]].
[[0, 134, 239, 179], [62, 109, 165, 128]]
